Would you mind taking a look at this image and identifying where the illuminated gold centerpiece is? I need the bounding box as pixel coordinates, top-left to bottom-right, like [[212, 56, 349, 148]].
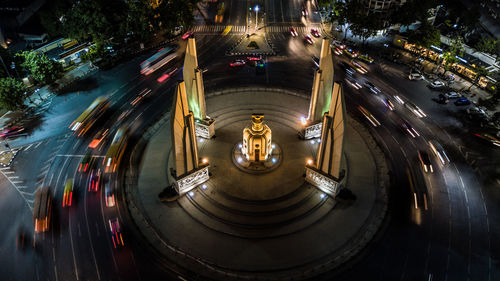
[[242, 114, 272, 162]]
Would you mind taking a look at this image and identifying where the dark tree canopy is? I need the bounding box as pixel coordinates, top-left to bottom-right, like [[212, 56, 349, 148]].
[[0, 77, 27, 110]]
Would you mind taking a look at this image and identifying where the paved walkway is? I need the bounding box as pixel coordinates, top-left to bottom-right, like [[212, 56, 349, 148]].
[[125, 87, 389, 280]]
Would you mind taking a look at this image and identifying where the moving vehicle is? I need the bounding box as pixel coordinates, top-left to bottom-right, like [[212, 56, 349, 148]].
[[62, 178, 74, 207], [104, 127, 129, 173], [435, 94, 449, 104], [89, 128, 109, 149], [157, 68, 178, 83], [181, 31, 193, 40], [79, 153, 93, 172], [105, 181, 115, 207], [311, 28, 321, 37], [418, 150, 433, 173], [444, 92, 461, 99], [33, 187, 52, 233], [131, 88, 153, 105], [332, 40, 345, 49], [345, 76, 362, 89], [364, 82, 380, 94], [340, 62, 355, 75], [289, 27, 298, 37], [230, 59, 246, 67], [428, 140, 450, 165], [333, 47, 343, 55], [454, 98, 471, 106], [140, 46, 177, 76], [304, 34, 314, 45], [109, 218, 124, 248], [301, 6, 308, 17], [383, 97, 395, 111], [312, 56, 319, 67], [358, 54, 374, 63], [358, 106, 381, 127], [70, 97, 110, 137], [0, 126, 24, 138], [400, 119, 419, 138], [474, 133, 500, 147], [429, 80, 445, 89], [404, 102, 426, 118], [344, 48, 359, 58], [408, 72, 423, 80], [89, 169, 101, 192], [351, 61, 367, 74], [246, 56, 262, 61], [467, 107, 489, 123]]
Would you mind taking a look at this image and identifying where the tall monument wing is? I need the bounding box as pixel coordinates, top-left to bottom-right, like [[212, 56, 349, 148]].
[[307, 38, 334, 123], [306, 82, 346, 196], [183, 37, 206, 121], [171, 81, 199, 177]]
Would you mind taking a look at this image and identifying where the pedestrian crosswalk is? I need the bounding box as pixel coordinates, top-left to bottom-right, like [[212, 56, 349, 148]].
[[191, 24, 323, 34]]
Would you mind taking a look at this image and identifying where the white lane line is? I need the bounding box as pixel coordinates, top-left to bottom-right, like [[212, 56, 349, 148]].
[[48, 173, 54, 187], [68, 213, 80, 280], [84, 175, 102, 280], [0, 167, 10, 170], [17, 186, 28, 189], [23, 143, 34, 151], [34, 141, 43, 149], [11, 180, 22, 184], [3, 171, 14, 174], [8, 176, 19, 179]]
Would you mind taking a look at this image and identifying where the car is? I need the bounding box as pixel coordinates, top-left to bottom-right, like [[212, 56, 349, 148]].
[[435, 94, 449, 104], [89, 128, 109, 149], [62, 178, 74, 207], [467, 107, 489, 123], [181, 31, 193, 40], [345, 76, 362, 89], [428, 140, 450, 165], [400, 119, 419, 138], [383, 97, 395, 111], [230, 59, 246, 67], [304, 34, 314, 45], [131, 88, 153, 105], [340, 62, 355, 75], [474, 133, 500, 147], [444, 92, 461, 99], [332, 40, 345, 49], [0, 126, 24, 138], [16, 228, 26, 250], [105, 181, 115, 207], [418, 150, 433, 173], [351, 61, 367, 74], [358, 106, 381, 127], [454, 98, 471, 106], [156, 68, 178, 83], [311, 28, 321, 37], [364, 82, 381, 94], [255, 59, 265, 68], [89, 169, 101, 192], [404, 102, 426, 118], [333, 47, 343, 55], [408, 72, 423, 80], [344, 48, 359, 58], [301, 7, 308, 17], [109, 218, 124, 248], [358, 54, 374, 63], [289, 27, 298, 37], [79, 153, 93, 172], [246, 56, 262, 61], [394, 95, 405, 104], [312, 56, 319, 67], [429, 80, 445, 89]]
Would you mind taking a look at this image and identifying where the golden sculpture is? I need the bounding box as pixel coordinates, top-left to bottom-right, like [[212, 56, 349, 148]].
[[242, 114, 272, 162]]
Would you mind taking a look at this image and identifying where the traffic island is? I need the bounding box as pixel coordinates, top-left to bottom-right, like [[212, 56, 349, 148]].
[[0, 149, 18, 167], [125, 88, 389, 280]]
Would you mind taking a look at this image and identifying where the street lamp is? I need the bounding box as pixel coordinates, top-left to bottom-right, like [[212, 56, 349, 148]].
[[255, 5, 260, 30]]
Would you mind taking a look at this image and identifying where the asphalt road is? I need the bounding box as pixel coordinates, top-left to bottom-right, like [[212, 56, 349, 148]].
[[0, 0, 499, 281]]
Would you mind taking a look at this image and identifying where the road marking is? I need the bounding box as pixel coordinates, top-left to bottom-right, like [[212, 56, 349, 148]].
[[34, 141, 43, 149], [17, 186, 27, 189], [3, 171, 14, 174], [24, 143, 34, 151], [68, 214, 80, 280], [54, 264, 58, 281], [8, 176, 19, 179]]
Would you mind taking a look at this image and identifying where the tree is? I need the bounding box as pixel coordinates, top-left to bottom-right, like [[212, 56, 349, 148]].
[[0, 78, 27, 110], [442, 36, 465, 69], [391, 0, 437, 28], [17, 51, 63, 85], [475, 37, 499, 56], [350, 12, 384, 45], [407, 23, 441, 48]]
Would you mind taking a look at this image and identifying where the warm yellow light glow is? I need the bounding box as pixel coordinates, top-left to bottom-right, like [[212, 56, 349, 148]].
[[307, 159, 313, 165], [202, 158, 208, 164]]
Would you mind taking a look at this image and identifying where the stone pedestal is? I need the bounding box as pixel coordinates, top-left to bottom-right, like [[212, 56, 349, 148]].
[[173, 164, 210, 195], [301, 122, 322, 139], [195, 118, 215, 139], [305, 165, 343, 197]]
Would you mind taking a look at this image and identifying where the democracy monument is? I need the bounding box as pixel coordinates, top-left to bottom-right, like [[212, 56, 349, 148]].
[[126, 37, 389, 280]]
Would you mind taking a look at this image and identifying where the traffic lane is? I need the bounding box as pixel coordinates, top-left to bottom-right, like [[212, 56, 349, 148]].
[[226, 0, 246, 26], [0, 175, 37, 281]]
